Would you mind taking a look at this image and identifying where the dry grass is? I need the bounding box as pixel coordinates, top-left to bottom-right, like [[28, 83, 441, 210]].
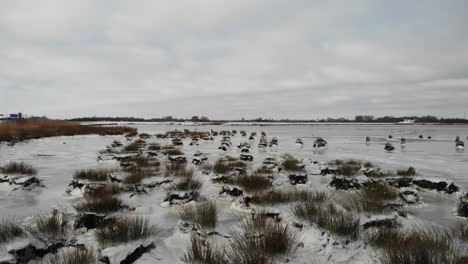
[[26, 211, 67, 241], [330, 160, 362, 177], [397, 167, 416, 176], [123, 168, 155, 184], [167, 176, 203, 191], [183, 235, 227, 264], [124, 139, 146, 152], [368, 225, 462, 264], [293, 201, 360, 240], [0, 161, 38, 175], [45, 247, 97, 264], [212, 159, 247, 175], [94, 217, 159, 246], [73, 169, 109, 182], [282, 155, 304, 172], [165, 162, 194, 177], [74, 194, 122, 214], [349, 181, 398, 213], [148, 143, 161, 151], [458, 199, 468, 218], [165, 148, 184, 156], [254, 166, 273, 175], [227, 218, 298, 264], [0, 218, 24, 244], [225, 174, 271, 193], [0, 118, 136, 142], [179, 201, 218, 229], [452, 221, 468, 241], [251, 189, 329, 205]]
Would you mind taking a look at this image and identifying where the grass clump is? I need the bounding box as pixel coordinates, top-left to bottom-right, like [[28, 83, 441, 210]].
[[179, 201, 218, 229], [397, 167, 416, 176], [225, 174, 271, 193], [74, 194, 122, 214], [123, 168, 154, 184], [183, 235, 227, 264], [369, 225, 462, 264], [124, 139, 146, 152], [148, 143, 161, 151], [281, 155, 304, 172], [0, 218, 24, 244], [251, 189, 329, 205], [330, 160, 362, 177], [26, 210, 67, 241], [45, 247, 97, 264], [73, 169, 109, 182], [125, 130, 138, 137], [212, 159, 247, 175], [452, 221, 468, 241], [94, 217, 159, 246], [1, 161, 38, 175], [165, 162, 194, 177], [165, 148, 184, 156], [228, 218, 298, 264], [293, 201, 360, 240], [349, 181, 398, 213]]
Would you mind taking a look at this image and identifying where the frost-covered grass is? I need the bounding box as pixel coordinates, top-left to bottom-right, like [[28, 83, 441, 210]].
[[167, 176, 203, 191], [227, 218, 298, 264], [94, 217, 159, 246], [182, 235, 227, 264], [251, 189, 328, 205], [74, 194, 122, 214], [349, 181, 398, 213], [0, 161, 38, 175], [73, 169, 109, 182], [369, 225, 462, 264], [281, 155, 303, 172], [0, 218, 24, 244], [0, 118, 136, 142], [293, 201, 360, 240], [45, 247, 96, 264], [179, 201, 218, 229], [26, 211, 67, 241], [225, 174, 271, 193]]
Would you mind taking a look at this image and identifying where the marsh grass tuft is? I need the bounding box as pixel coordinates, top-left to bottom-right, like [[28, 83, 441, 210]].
[[293, 201, 360, 240], [1, 161, 38, 175], [368, 225, 462, 264], [225, 174, 271, 193], [182, 235, 227, 264], [281, 155, 303, 172], [167, 176, 203, 191], [94, 217, 159, 246], [74, 194, 122, 214], [179, 201, 218, 229], [0, 218, 24, 244], [26, 211, 67, 241], [349, 181, 398, 213], [45, 247, 97, 264], [73, 169, 109, 182]]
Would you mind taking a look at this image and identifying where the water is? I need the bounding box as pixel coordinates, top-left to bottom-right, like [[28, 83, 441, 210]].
[[0, 123, 467, 224]]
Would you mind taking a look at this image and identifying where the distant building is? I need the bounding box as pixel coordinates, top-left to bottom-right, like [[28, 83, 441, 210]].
[[8, 112, 23, 119]]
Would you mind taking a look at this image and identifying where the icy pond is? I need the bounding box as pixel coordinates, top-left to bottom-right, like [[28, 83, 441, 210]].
[[0, 122, 467, 263]]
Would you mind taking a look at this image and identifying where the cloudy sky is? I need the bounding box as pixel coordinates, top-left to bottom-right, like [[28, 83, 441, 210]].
[[1, 0, 467, 119]]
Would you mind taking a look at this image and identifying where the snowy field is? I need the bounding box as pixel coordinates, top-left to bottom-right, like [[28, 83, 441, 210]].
[[0, 123, 467, 263]]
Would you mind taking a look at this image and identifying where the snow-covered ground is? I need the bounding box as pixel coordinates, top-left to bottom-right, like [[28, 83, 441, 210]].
[[0, 123, 466, 263]]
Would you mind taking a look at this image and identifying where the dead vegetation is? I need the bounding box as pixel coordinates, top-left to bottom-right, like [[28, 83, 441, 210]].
[[293, 201, 360, 240], [45, 247, 97, 264], [225, 174, 271, 193], [281, 155, 304, 172], [74, 194, 122, 214], [212, 158, 247, 175], [179, 201, 218, 229], [368, 225, 463, 264], [167, 176, 203, 191], [94, 217, 159, 246], [73, 169, 109, 182], [397, 167, 416, 176], [348, 181, 398, 213], [183, 235, 227, 264], [165, 162, 194, 177], [26, 210, 67, 241], [330, 159, 362, 177], [0, 161, 38, 175], [0, 218, 24, 244], [0, 118, 136, 142]]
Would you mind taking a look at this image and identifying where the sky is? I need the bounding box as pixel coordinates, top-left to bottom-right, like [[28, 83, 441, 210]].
[[0, 0, 467, 119]]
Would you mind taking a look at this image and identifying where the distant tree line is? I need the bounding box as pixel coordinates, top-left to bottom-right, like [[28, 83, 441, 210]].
[[68, 115, 468, 124]]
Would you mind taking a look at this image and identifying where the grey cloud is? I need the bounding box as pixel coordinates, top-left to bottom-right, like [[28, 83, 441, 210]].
[[0, 0, 467, 119]]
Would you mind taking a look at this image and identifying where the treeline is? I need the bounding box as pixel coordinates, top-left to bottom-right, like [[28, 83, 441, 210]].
[[68, 115, 468, 124]]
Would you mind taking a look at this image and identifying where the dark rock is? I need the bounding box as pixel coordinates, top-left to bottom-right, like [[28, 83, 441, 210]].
[[362, 218, 400, 229], [240, 153, 254, 162], [320, 167, 336, 176], [412, 179, 458, 193], [329, 177, 361, 190], [8, 242, 65, 264], [288, 175, 308, 185], [109, 175, 122, 183], [120, 243, 155, 264], [400, 189, 419, 204], [74, 213, 116, 230], [386, 177, 413, 188], [384, 143, 395, 151], [220, 186, 243, 197], [164, 191, 198, 205]]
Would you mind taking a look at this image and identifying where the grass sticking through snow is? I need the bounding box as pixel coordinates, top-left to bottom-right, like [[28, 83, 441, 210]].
[[94, 217, 159, 246], [45, 247, 97, 264], [73, 169, 109, 182], [0, 218, 24, 244], [179, 201, 218, 229], [1, 161, 38, 175]]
